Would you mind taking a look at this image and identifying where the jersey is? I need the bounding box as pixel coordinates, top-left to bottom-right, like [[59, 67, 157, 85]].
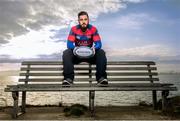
[[67, 24, 102, 49]]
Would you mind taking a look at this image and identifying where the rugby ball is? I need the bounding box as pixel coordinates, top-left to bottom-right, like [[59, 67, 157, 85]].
[[73, 46, 95, 58]]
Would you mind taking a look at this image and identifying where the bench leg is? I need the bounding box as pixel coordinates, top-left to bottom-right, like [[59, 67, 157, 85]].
[[152, 90, 157, 110], [89, 91, 95, 117], [89, 91, 91, 111], [162, 90, 169, 111], [12, 91, 19, 119], [21, 91, 26, 113]]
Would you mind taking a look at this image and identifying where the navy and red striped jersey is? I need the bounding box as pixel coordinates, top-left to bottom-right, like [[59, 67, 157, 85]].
[[67, 24, 102, 49]]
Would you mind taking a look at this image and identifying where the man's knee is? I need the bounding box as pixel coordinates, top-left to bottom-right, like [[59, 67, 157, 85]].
[[96, 49, 106, 56], [63, 49, 73, 58], [63, 49, 73, 55]]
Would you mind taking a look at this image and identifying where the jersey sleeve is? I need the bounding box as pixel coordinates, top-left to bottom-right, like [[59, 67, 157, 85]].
[[93, 28, 102, 49], [67, 28, 75, 49]]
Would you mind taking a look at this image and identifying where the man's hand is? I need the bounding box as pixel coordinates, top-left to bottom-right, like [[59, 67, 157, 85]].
[[91, 47, 95, 55]]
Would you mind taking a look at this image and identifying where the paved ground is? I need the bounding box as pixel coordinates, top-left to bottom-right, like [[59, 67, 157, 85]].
[[0, 106, 179, 120]]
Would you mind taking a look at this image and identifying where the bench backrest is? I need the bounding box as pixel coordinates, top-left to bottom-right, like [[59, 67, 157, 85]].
[[18, 61, 159, 84]]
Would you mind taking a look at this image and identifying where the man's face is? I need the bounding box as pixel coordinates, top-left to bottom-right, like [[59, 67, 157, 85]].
[[78, 15, 89, 30]]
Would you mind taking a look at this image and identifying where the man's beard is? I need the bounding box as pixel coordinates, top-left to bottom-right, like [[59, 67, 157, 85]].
[[80, 24, 88, 32]]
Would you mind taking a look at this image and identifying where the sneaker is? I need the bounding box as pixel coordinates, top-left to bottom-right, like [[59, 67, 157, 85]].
[[97, 77, 108, 86], [62, 78, 73, 87]]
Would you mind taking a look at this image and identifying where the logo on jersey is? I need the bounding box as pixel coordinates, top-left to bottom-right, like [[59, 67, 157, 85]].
[[76, 35, 81, 40]]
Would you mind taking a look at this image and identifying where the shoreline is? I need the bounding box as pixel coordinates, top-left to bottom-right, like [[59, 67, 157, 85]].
[[1, 105, 180, 120]]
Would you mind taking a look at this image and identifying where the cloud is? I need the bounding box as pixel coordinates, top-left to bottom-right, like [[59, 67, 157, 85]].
[[0, 0, 30, 41], [0, 0, 122, 59], [116, 13, 158, 29], [0, 0, 122, 43], [0, 0, 179, 63], [0, 0, 146, 59], [0, 0, 146, 44], [0, 38, 9, 46], [123, 0, 146, 3], [0, 26, 66, 59], [106, 44, 176, 57]]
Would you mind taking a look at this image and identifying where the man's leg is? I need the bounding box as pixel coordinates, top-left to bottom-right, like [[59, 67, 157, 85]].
[[94, 49, 107, 81], [62, 49, 74, 82]]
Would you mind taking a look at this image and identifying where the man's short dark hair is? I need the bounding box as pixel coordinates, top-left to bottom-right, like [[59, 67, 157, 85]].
[[78, 11, 89, 19]]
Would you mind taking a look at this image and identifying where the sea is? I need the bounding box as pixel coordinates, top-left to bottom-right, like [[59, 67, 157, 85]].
[[0, 63, 180, 107]]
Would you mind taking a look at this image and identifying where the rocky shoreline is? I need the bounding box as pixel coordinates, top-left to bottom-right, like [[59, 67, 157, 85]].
[[1, 96, 180, 120], [0, 105, 180, 120]]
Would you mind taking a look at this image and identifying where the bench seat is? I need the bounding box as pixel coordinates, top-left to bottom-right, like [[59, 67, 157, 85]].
[[5, 83, 176, 91]]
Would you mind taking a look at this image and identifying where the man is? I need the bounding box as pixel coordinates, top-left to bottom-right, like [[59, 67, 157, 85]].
[[62, 11, 108, 86]]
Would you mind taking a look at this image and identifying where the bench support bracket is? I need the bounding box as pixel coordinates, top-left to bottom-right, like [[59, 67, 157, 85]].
[[21, 91, 26, 113], [89, 91, 95, 116], [162, 90, 169, 111], [12, 91, 19, 119], [152, 90, 157, 110]]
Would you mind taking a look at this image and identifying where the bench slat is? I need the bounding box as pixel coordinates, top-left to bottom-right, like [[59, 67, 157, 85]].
[[107, 61, 155, 65], [18, 78, 159, 82], [20, 67, 157, 71], [6, 83, 174, 89], [5, 85, 177, 92], [19, 72, 158, 76], [22, 61, 155, 65], [15, 83, 174, 87]]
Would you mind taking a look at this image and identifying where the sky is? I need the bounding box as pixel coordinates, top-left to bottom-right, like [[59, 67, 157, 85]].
[[0, 0, 180, 63]]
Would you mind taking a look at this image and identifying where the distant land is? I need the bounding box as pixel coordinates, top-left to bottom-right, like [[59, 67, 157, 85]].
[[0, 70, 20, 76]]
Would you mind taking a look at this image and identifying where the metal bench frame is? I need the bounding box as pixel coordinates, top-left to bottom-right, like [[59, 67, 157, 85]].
[[4, 61, 177, 118]]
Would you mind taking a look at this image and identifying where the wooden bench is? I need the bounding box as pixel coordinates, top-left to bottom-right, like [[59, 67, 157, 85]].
[[4, 61, 177, 118]]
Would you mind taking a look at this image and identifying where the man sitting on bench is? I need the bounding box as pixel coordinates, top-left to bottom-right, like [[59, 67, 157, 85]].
[[62, 11, 108, 86]]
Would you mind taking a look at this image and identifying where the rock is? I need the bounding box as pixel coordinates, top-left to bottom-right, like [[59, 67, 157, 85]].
[[63, 104, 88, 117], [157, 96, 180, 115], [139, 101, 152, 107]]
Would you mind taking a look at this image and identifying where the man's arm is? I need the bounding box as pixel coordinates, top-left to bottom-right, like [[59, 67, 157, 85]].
[[67, 28, 75, 49], [93, 28, 102, 50]]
